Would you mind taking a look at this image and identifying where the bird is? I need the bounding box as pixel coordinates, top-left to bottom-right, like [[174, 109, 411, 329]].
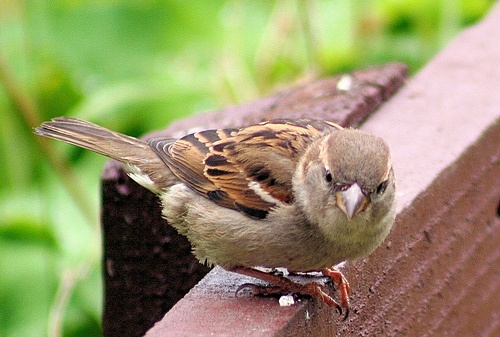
[[35, 117, 396, 319]]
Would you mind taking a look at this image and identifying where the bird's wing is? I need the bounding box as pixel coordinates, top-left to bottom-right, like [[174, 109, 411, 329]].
[[150, 119, 342, 218]]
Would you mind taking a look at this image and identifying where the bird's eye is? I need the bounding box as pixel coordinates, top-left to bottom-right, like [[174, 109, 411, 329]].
[[376, 180, 388, 194], [325, 169, 333, 183]]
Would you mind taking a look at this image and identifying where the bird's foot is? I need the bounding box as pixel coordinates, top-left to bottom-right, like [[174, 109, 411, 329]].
[[231, 267, 344, 317], [322, 267, 351, 320]]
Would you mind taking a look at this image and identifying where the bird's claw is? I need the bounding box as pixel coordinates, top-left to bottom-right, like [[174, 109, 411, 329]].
[[322, 267, 351, 320], [235, 283, 284, 297], [301, 282, 344, 317]]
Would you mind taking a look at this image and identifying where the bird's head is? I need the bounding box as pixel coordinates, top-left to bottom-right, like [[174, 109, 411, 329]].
[[293, 128, 395, 229]]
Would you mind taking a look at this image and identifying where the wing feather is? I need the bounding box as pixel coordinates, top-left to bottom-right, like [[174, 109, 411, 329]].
[[150, 119, 342, 218]]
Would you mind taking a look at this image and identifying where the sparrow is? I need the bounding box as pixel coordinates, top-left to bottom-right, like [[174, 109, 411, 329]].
[[35, 117, 396, 319]]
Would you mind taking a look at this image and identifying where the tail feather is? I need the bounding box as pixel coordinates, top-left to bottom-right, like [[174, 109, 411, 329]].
[[35, 117, 176, 192], [35, 117, 151, 160]]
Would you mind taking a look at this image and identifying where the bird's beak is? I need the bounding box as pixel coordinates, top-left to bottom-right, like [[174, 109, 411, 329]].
[[336, 183, 370, 220]]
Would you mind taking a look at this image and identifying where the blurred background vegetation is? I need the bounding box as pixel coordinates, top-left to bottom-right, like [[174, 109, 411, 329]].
[[0, 0, 494, 336]]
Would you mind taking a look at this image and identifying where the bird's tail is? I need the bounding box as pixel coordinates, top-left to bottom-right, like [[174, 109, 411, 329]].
[[35, 117, 175, 191]]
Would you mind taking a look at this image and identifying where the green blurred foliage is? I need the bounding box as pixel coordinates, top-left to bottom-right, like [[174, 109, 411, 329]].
[[0, 0, 494, 336]]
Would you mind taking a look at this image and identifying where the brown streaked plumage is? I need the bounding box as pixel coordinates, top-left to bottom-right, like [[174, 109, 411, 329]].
[[35, 117, 396, 319], [149, 119, 342, 218]]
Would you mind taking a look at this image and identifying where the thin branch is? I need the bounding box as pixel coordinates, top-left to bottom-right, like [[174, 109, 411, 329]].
[[47, 264, 92, 337]]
